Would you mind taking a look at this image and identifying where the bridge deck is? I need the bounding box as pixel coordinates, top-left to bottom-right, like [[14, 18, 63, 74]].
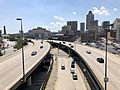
[[0, 40, 50, 90]]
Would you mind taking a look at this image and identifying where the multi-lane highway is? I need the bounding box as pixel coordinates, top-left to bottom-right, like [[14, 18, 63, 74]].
[[46, 48, 89, 90], [50, 40, 120, 90], [75, 44, 120, 90], [0, 40, 50, 90]]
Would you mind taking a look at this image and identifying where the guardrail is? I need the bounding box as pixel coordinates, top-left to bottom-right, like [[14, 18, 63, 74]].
[[49, 41, 104, 90], [40, 56, 54, 90]]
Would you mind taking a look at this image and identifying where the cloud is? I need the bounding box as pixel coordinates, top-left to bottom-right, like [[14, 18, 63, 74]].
[[50, 22, 55, 25], [54, 16, 65, 21], [50, 21, 66, 31], [92, 6, 110, 16], [113, 8, 118, 11], [50, 22, 63, 26], [56, 22, 62, 26], [72, 12, 77, 15]]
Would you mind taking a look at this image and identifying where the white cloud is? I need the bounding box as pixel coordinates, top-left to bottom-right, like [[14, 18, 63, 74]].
[[50, 22, 55, 25], [56, 22, 62, 26], [54, 16, 65, 21], [92, 6, 110, 16], [50, 21, 66, 31], [113, 8, 118, 11], [72, 12, 77, 15], [50, 22, 63, 26]]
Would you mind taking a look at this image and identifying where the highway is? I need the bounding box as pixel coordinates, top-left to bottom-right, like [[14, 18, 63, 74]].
[[50, 40, 120, 90], [46, 48, 89, 90], [0, 40, 50, 90]]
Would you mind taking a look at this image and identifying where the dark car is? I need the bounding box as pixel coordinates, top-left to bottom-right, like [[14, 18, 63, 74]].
[[97, 58, 104, 63], [63, 41, 65, 44], [41, 41, 43, 43], [71, 63, 75, 68], [61, 65, 65, 70], [86, 51, 91, 54], [40, 46, 43, 49], [69, 43, 71, 45], [0, 52, 3, 56], [31, 51, 37, 56], [71, 45, 74, 48]]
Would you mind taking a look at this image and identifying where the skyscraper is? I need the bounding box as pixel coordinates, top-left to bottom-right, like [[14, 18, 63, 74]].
[[101, 21, 110, 36], [80, 22, 85, 32], [86, 11, 94, 30], [112, 18, 120, 41], [67, 21, 77, 34]]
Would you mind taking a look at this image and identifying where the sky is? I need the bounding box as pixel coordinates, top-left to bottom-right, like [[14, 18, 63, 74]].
[[0, 0, 120, 34]]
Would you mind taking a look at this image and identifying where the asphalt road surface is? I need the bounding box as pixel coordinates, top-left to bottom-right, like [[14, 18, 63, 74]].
[[0, 40, 50, 90], [46, 48, 89, 90]]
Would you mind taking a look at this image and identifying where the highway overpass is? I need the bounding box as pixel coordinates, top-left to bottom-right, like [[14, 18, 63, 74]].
[[48, 40, 120, 90], [0, 40, 51, 90]]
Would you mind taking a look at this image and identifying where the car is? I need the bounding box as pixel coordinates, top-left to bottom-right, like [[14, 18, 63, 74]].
[[71, 63, 75, 68], [61, 65, 65, 70], [97, 58, 104, 63], [0, 52, 3, 56], [71, 60, 75, 64], [72, 73, 78, 80], [41, 41, 43, 43], [69, 43, 71, 45], [70, 68, 75, 74], [85, 42, 90, 45], [31, 51, 37, 56], [71, 45, 74, 48], [63, 41, 65, 44], [40, 46, 43, 48], [86, 51, 91, 54]]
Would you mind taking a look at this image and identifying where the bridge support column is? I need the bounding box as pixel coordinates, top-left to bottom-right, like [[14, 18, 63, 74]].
[[27, 76, 32, 86]]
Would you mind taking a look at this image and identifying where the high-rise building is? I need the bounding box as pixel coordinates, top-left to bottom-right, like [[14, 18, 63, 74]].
[[67, 21, 77, 34], [112, 18, 120, 41], [61, 25, 73, 35], [102, 21, 110, 29], [88, 20, 98, 31], [101, 21, 110, 37], [86, 11, 94, 30], [3, 26, 6, 35], [80, 22, 85, 32], [85, 11, 98, 41]]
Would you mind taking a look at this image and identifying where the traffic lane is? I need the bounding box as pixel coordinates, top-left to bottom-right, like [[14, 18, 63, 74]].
[[25, 41, 50, 73], [0, 40, 50, 90], [89, 45, 120, 89], [74, 62, 89, 90], [76, 45, 104, 88], [55, 57, 75, 90], [78, 44, 120, 90], [0, 43, 33, 63], [54, 49, 88, 90], [0, 40, 40, 90]]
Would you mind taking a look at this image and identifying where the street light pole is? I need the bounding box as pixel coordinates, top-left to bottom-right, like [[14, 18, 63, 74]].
[[16, 18, 26, 82], [104, 24, 113, 90], [104, 29, 108, 90]]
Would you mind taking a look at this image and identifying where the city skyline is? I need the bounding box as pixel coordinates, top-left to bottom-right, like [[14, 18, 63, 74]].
[[0, 0, 120, 33]]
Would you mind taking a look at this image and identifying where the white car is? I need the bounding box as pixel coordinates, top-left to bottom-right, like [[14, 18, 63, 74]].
[[70, 68, 75, 74], [72, 73, 78, 80]]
